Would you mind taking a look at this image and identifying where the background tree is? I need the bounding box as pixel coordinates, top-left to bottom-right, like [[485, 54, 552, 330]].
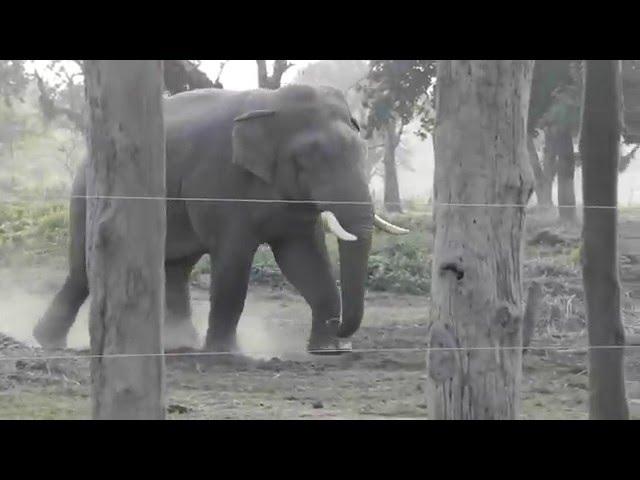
[[291, 60, 386, 187], [163, 60, 224, 94], [527, 60, 577, 219], [427, 60, 534, 419], [357, 60, 436, 212], [84, 60, 166, 420], [579, 60, 629, 419], [257, 60, 293, 89], [528, 60, 640, 217], [0, 60, 29, 107]]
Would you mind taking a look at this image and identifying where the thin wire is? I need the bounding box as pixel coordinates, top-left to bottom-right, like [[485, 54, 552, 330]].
[[0, 343, 637, 363], [0, 194, 632, 209]]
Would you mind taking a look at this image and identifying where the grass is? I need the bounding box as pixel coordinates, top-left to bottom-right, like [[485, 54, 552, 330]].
[[0, 201, 69, 267]]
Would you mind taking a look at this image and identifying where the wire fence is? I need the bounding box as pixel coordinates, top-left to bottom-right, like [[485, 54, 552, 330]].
[[0, 195, 638, 365], [0, 194, 637, 209], [1, 343, 640, 364]]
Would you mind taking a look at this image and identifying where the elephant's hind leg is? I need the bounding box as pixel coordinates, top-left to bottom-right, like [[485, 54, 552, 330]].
[[164, 254, 202, 352], [33, 176, 88, 349]]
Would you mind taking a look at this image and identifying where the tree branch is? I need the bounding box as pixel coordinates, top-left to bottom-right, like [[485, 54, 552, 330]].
[[34, 72, 86, 132], [620, 144, 639, 172]]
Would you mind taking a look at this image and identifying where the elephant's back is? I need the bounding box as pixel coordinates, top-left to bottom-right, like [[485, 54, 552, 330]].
[[163, 88, 272, 135]]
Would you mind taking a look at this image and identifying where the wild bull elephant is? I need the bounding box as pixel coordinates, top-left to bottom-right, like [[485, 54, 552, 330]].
[[33, 84, 408, 354]]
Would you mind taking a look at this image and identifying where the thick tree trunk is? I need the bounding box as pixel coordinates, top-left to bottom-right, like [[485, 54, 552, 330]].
[[84, 60, 166, 420], [383, 119, 403, 213], [427, 60, 534, 419], [556, 127, 577, 223], [579, 60, 629, 420]]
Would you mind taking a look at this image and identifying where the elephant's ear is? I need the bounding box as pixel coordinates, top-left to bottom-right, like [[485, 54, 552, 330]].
[[232, 110, 278, 183]]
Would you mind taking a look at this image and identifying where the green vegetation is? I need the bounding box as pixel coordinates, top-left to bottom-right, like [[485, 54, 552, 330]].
[[0, 202, 69, 267], [191, 211, 433, 295]]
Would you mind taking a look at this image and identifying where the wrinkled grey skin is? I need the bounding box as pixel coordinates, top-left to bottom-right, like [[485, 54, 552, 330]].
[[33, 84, 375, 354]]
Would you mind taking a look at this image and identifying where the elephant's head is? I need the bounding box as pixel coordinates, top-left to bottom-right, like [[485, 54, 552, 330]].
[[231, 84, 408, 338]]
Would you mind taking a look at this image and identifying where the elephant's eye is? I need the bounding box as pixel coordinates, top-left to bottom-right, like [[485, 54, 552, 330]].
[[350, 117, 360, 132]]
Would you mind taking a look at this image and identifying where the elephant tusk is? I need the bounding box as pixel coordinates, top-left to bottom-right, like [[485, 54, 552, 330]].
[[321, 211, 358, 241], [374, 214, 410, 235]]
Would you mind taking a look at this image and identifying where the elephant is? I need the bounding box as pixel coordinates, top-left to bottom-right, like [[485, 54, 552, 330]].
[[33, 84, 408, 355]]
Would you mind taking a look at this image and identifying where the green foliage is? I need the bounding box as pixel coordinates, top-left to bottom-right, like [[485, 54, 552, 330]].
[[357, 60, 437, 138], [529, 60, 584, 141], [538, 61, 583, 137], [367, 238, 431, 295], [191, 212, 432, 295], [0, 202, 69, 266], [528, 60, 572, 133]]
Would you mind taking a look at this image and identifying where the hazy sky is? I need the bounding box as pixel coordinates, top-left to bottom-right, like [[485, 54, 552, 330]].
[[199, 60, 315, 90], [26, 60, 317, 91], [20, 60, 640, 204]]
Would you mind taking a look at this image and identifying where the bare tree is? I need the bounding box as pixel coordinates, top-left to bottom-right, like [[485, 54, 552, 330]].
[[579, 60, 629, 420], [257, 60, 293, 89], [426, 60, 534, 419], [84, 60, 166, 420]]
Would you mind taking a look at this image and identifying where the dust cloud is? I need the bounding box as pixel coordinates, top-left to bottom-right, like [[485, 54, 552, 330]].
[[0, 266, 310, 360]]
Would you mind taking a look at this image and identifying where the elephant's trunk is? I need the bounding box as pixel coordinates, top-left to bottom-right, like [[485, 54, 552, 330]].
[[337, 230, 373, 338], [318, 207, 409, 338], [320, 199, 374, 339]]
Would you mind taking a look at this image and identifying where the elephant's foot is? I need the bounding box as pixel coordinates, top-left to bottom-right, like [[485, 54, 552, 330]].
[[204, 331, 240, 355], [307, 319, 352, 356], [33, 317, 68, 350], [163, 320, 201, 352]]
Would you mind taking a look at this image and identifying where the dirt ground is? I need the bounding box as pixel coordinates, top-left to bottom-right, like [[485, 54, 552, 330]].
[[1, 213, 640, 419], [1, 276, 639, 420]]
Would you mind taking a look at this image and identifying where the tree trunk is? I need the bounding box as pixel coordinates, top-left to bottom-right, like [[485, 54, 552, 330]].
[[556, 127, 577, 223], [522, 281, 542, 351], [538, 128, 557, 208], [84, 60, 166, 420], [527, 134, 550, 208], [427, 60, 535, 419], [579, 60, 629, 420], [256, 60, 292, 90], [383, 119, 402, 213]]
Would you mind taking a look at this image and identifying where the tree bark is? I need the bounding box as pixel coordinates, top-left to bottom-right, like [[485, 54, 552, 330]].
[[427, 60, 535, 419], [383, 119, 403, 213], [556, 127, 577, 223], [579, 60, 629, 420], [84, 60, 166, 420]]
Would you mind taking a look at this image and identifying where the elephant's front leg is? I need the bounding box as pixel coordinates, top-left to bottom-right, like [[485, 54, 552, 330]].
[[204, 237, 259, 353], [270, 231, 348, 354]]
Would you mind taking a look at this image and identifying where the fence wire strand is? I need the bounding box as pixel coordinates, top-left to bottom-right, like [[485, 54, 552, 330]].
[[0, 343, 638, 363], [0, 194, 638, 362], [0, 194, 634, 209]]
